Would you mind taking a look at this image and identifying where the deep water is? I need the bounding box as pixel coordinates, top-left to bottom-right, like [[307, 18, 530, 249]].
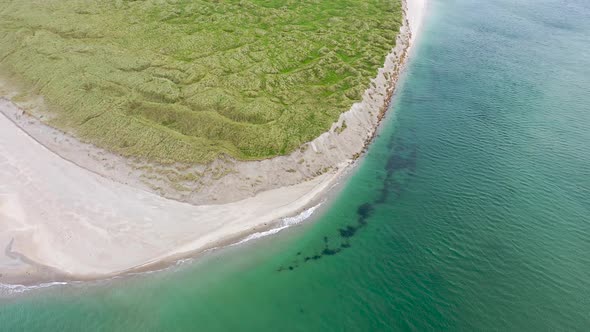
[[1, 0, 589, 330]]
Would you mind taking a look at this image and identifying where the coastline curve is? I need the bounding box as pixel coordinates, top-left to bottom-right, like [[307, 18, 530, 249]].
[[0, 0, 426, 286]]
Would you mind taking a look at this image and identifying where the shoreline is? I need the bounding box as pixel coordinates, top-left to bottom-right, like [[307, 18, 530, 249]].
[[0, 0, 424, 207], [0, 0, 426, 288]]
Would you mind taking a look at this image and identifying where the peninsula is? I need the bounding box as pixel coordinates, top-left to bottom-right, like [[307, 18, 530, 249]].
[[0, 0, 425, 284]]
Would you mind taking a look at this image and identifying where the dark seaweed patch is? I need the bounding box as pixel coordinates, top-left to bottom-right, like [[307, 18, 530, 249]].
[[282, 201, 374, 270], [279, 131, 418, 272], [338, 225, 357, 238], [357, 203, 374, 220], [386, 154, 409, 172], [376, 135, 417, 203], [322, 248, 341, 256]]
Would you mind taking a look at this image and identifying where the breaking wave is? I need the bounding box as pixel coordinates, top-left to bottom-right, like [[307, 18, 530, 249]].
[[234, 202, 323, 246]]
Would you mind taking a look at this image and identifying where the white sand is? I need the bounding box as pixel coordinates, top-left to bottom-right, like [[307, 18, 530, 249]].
[[0, 109, 345, 277], [407, 0, 427, 42], [0, 0, 426, 282]]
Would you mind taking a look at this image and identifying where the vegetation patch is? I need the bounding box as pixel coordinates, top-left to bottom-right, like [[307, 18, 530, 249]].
[[335, 120, 348, 134], [0, 0, 402, 163]]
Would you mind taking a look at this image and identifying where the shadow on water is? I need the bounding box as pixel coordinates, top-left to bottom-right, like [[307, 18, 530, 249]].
[[278, 131, 418, 272]]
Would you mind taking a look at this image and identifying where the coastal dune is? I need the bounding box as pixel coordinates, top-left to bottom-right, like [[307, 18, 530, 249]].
[[0, 109, 341, 279], [0, 0, 425, 283]]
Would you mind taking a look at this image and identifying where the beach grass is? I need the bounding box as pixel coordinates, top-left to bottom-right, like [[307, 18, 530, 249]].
[[0, 0, 402, 163]]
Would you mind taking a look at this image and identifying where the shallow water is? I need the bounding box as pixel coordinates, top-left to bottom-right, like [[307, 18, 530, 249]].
[[1, 0, 590, 330]]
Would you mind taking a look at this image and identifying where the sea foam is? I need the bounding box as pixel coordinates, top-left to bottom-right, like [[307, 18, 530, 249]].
[[0, 281, 70, 296], [234, 202, 323, 246]]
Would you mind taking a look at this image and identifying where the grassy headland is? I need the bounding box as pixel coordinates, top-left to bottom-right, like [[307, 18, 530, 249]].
[[0, 0, 402, 163]]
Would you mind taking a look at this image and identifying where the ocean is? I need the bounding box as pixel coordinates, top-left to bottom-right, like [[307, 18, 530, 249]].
[[1, 0, 589, 330]]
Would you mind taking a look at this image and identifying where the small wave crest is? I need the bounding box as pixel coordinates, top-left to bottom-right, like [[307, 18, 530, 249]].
[[0, 281, 70, 296], [234, 202, 323, 246]]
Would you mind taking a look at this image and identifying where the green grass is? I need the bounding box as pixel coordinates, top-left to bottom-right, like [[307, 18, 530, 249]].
[[0, 0, 402, 163]]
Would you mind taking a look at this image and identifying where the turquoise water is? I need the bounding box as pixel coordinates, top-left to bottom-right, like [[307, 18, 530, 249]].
[[2, 0, 590, 330]]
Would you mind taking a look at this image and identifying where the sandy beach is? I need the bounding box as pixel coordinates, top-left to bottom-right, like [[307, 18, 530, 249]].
[[0, 0, 426, 284]]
